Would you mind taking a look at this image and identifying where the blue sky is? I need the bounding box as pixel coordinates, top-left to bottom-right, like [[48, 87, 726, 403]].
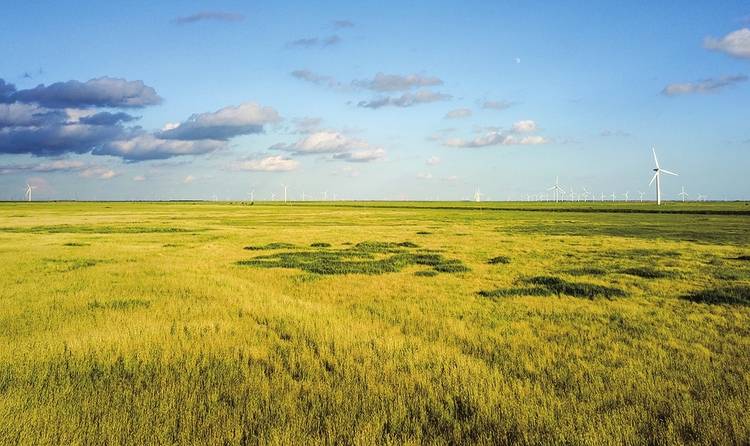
[[1, 0, 748, 200]]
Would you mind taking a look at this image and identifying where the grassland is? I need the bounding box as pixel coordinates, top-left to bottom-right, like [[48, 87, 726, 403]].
[[1, 201, 749, 445]]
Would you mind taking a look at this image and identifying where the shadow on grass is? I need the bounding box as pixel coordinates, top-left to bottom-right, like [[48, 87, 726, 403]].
[[88, 299, 151, 310], [487, 256, 511, 265], [619, 267, 676, 279]]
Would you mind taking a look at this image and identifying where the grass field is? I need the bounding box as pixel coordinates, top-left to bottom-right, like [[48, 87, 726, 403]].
[[1, 201, 749, 445]]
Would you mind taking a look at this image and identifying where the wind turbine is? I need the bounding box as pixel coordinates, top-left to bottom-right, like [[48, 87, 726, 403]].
[[611, 192, 616, 202], [649, 147, 678, 205], [271, 192, 276, 201], [473, 187, 483, 203], [581, 187, 590, 202], [678, 186, 688, 202], [248, 190, 254, 202], [638, 191, 645, 202], [547, 177, 565, 203], [24, 183, 36, 202], [323, 191, 327, 201], [281, 183, 288, 204], [623, 191, 630, 202], [600, 192, 605, 202]]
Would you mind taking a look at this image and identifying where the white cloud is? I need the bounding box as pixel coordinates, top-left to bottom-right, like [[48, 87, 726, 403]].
[[272, 131, 368, 155], [704, 28, 750, 58], [426, 156, 441, 165], [133, 175, 146, 181], [358, 90, 451, 109], [481, 100, 513, 110], [80, 167, 117, 180], [95, 134, 226, 161], [444, 108, 472, 119], [158, 102, 281, 140], [662, 75, 747, 96], [235, 155, 299, 172], [512, 120, 537, 133], [334, 148, 386, 163], [353, 73, 443, 92]]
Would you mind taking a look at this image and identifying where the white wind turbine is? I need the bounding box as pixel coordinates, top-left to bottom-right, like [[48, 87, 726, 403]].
[[611, 192, 616, 202], [600, 192, 605, 202], [649, 147, 678, 205], [623, 191, 630, 202], [24, 183, 36, 202], [547, 177, 565, 203], [678, 186, 688, 202], [281, 183, 288, 204], [248, 190, 254, 202], [638, 191, 645, 202], [581, 187, 590, 202], [473, 187, 483, 203]]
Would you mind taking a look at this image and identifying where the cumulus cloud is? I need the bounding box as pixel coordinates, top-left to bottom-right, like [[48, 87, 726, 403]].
[[661, 75, 747, 96], [704, 28, 750, 58], [444, 108, 472, 119], [5, 77, 162, 108], [173, 11, 245, 25], [512, 120, 537, 133], [93, 133, 225, 161], [443, 120, 547, 148], [288, 35, 341, 48], [0, 159, 118, 180], [0, 121, 127, 156], [157, 102, 280, 141], [354, 73, 443, 92], [426, 156, 441, 165], [481, 100, 514, 110], [358, 90, 451, 109], [234, 155, 299, 172]]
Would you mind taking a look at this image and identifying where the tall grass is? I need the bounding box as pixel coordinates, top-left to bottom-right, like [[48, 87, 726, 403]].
[[0, 201, 749, 445]]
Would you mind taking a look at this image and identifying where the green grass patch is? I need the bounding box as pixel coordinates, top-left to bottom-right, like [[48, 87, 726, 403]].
[[477, 287, 551, 298], [414, 271, 438, 277], [244, 242, 296, 251], [620, 267, 675, 279], [487, 255, 511, 265], [238, 241, 466, 275], [565, 267, 608, 276], [63, 242, 89, 247], [682, 286, 750, 306], [310, 242, 331, 248], [525, 276, 627, 299], [416, 231, 432, 235], [88, 299, 151, 310]]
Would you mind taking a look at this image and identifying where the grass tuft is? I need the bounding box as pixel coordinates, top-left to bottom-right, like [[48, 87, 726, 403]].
[[620, 267, 675, 279], [525, 275, 626, 299], [414, 271, 439, 277], [487, 255, 511, 265], [63, 242, 89, 247], [565, 267, 608, 276], [243, 242, 295, 251], [310, 242, 331, 248], [88, 299, 151, 310], [477, 287, 551, 298], [682, 286, 750, 306]]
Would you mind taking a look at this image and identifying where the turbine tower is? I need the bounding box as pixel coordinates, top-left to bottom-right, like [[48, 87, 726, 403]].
[[638, 191, 645, 202], [547, 177, 565, 203], [473, 187, 483, 203], [678, 186, 688, 202], [623, 191, 630, 202], [649, 147, 678, 205], [24, 183, 35, 202], [281, 183, 288, 204]]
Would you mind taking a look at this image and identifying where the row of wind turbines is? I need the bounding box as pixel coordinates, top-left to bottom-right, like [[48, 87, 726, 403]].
[[513, 148, 705, 205]]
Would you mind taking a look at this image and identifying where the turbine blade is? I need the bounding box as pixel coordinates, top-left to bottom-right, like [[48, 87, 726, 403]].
[[652, 147, 660, 169], [660, 169, 678, 176], [649, 172, 658, 186]]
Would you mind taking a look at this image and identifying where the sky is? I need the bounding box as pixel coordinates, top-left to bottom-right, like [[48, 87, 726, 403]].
[[1, 0, 749, 201]]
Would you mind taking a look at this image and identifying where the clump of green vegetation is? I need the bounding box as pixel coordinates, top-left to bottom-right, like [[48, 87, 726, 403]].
[[487, 255, 511, 265], [565, 267, 608, 276], [620, 267, 675, 279], [525, 276, 626, 299], [244, 242, 296, 251], [45, 258, 102, 272], [63, 242, 89, 247], [477, 287, 551, 298], [88, 299, 151, 310], [414, 270, 438, 277], [162, 243, 180, 248], [310, 242, 331, 248], [238, 241, 466, 275], [416, 231, 432, 235], [683, 286, 750, 306]]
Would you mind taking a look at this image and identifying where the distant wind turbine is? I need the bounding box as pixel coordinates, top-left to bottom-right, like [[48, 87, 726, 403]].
[[473, 187, 483, 203], [678, 186, 688, 202], [638, 191, 645, 202], [547, 177, 565, 203], [649, 147, 678, 205], [24, 183, 36, 202], [581, 187, 590, 202], [611, 192, 616, 202], [623, 191, 630, 202], [281, 183, 288, 204]]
